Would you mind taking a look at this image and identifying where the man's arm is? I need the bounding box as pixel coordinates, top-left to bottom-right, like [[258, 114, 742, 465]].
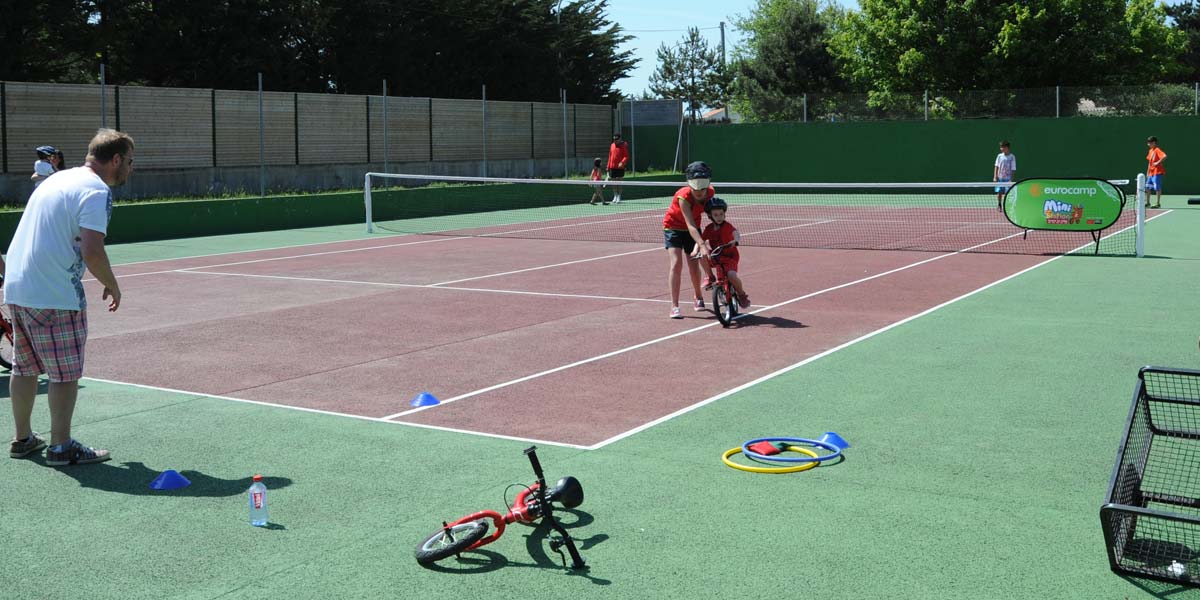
[[80, 228, 121, 311]]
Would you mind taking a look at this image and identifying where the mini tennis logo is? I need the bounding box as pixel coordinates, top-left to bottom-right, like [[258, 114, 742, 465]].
[[1044, 200, 1088, 225]]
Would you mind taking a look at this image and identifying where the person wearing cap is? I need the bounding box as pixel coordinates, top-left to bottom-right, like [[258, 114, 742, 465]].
[[662, 161, 714, 319], [606, 133, 630, 203], [31, 146, 62, 187]]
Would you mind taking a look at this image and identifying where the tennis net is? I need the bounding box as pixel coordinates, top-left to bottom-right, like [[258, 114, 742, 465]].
[[364, 173, 1143, 256]]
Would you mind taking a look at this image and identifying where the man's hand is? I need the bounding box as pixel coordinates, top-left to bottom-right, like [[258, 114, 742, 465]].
[[102, 286, 121, 312]]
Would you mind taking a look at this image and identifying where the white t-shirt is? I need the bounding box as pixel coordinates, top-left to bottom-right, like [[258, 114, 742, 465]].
[[994, 153, 1016, 180], [4, 167, 112, 310], [33, 160, 55, 177]]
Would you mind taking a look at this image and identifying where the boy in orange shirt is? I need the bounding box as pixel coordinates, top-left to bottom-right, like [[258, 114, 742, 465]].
[[1145, 136, 1166, 209]]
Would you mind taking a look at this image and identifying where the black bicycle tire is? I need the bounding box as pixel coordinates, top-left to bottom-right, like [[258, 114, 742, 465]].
[[713, 286, 732, 328], [414, 519, 490, 565]]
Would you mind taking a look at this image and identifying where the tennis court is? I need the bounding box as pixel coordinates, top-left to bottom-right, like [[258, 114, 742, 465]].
[[1, 183, 1195, 600]]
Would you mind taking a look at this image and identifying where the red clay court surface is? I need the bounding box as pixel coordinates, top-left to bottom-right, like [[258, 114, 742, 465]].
[[81, 212, 1143, 448]]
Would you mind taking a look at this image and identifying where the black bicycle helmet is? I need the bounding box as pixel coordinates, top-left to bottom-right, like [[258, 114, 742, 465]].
[[705, 197, 728, 214], [684, 161, 712, 181], [35, 145, 58, 158]]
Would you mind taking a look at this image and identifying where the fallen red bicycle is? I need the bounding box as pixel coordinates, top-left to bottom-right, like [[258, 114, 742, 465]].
[[414, 446, 587, 569]]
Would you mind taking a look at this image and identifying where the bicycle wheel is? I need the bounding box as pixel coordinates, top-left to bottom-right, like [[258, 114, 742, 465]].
[[0, 306, 14, 371], [414, 519, 490, 565], [712, 285, 734, 328]]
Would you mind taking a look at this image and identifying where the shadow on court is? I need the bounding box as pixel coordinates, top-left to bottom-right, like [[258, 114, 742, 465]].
[[0, 377, 56, 399], [735, 314, 807, 329], [31, 459, 294, 497]]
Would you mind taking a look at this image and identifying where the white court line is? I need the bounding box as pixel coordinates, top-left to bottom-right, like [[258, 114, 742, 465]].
[[429, 247, 659, 286], [88, 235, 471, 282], [382, 229, 1028, 421], [585, 211, 1171, 449], [175, 270, 676, 304], [81, 376, 589, 450], [477, 212, 662, 237]]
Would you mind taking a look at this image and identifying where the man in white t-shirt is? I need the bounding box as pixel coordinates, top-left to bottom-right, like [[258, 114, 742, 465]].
[[5, 128, 132, 466], [993, 140, 1016, 210]]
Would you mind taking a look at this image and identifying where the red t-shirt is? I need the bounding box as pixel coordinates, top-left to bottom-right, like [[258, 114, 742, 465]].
[[663, 186, 714, 231], [607, 142, 630, 170], [702, 221, 739, 261], [590, 167, 602, 181]]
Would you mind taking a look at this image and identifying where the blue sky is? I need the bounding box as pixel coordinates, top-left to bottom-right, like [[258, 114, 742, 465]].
[[606, 0, 859, 97]]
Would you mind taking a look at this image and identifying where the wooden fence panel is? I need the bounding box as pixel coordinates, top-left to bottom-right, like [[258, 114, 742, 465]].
[[368, 96, 431, 164], [5, 82, 117, 174], [120, 86, 212, 169], [297, 93, 367, 164], [214, 90, 295, 167]]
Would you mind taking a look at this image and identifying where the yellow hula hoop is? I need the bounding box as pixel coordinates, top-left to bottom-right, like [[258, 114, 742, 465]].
[[722, 445, 820, 474]]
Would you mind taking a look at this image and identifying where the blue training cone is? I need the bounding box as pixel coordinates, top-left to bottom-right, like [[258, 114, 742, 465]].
[[820, 432, 851, 450], [149, 469, 192, 490], [410, 392, 440, 408]]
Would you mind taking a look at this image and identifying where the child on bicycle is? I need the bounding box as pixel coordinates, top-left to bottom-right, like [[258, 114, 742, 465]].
[[696, 197, 750, 309], [587, 157, 607, 205]]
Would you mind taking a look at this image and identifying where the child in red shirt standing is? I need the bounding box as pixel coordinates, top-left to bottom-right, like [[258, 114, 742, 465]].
[[587, 158, 607, 205], [697, 197, 750, 308]]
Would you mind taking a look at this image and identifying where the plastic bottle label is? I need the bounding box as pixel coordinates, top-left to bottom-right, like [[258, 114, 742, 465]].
[[252, 491, 264, 510]]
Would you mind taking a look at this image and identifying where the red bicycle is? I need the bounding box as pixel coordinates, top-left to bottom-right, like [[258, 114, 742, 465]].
[[706, 240, 740, 327], [414, 446, 587, 569]]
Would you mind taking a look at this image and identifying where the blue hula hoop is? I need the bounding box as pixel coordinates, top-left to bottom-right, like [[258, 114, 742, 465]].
[[742, 437, 842, 463]]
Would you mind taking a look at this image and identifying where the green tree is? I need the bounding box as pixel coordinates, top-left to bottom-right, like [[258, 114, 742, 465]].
[[648, 27, 729, 120], [729, 0, 846, 122], [0, 0, 96, 82], [831, 0, 1187, 94], [1160, 0, 1200, 82]]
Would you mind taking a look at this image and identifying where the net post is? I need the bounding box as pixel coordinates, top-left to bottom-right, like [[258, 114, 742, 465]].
[[1136, 173, 1145, 258], [364, 173, 374, 233]]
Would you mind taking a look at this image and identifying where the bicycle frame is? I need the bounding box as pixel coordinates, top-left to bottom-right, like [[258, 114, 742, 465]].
[[422, 446, 586, 569]]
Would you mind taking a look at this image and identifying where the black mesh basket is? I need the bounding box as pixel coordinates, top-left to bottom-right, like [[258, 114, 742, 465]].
[[1101, 367, 1200, 585]]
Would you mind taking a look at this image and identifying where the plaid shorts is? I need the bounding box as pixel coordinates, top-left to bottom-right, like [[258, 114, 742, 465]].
[[8, 305, 88, 382]]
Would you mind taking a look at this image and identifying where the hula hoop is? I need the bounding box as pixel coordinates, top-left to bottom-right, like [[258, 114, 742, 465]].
[[742, 437, 843, 463], [723, 445, 820, 474]]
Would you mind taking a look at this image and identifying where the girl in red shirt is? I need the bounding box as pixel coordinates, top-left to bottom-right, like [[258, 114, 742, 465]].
[[587, 158, 607, 205], [663, 161, 714, 319]]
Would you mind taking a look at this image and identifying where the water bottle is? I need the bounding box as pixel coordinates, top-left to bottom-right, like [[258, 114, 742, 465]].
[[248, 474, 268, 527]]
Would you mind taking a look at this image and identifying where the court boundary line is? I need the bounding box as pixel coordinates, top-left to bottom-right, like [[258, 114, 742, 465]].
[[80, 376, 590, 450], [584, 210, 1171, 449], [80, 211, 1167, 449]]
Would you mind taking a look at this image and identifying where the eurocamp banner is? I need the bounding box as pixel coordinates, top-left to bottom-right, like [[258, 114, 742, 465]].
[[1004, 178, 1124, 232]]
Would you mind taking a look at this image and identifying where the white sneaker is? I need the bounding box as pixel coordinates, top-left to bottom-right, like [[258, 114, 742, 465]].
[[613, 195, 621, 203], [669, 307, 682, 319]]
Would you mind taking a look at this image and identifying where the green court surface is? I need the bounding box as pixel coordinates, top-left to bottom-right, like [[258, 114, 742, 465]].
[[2, 196, 1199, 599]]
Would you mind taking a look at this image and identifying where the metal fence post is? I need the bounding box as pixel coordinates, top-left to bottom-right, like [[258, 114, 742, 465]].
[[1, 82, 7, 173], [803, 94, 807, 123], [382, 79, 388, 174], [258, 72, 265, 197], [924, 90, 929, 121], [1056, 85, 1060, 118], [482, 84, 488, 177], [100, 64, 107, 128], [365, 95, 371, 164], [1195, 82, 1197, 116], [561, 88, 568, 178], [629, 99, 636, 175], [211, 88, 217, 167]]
